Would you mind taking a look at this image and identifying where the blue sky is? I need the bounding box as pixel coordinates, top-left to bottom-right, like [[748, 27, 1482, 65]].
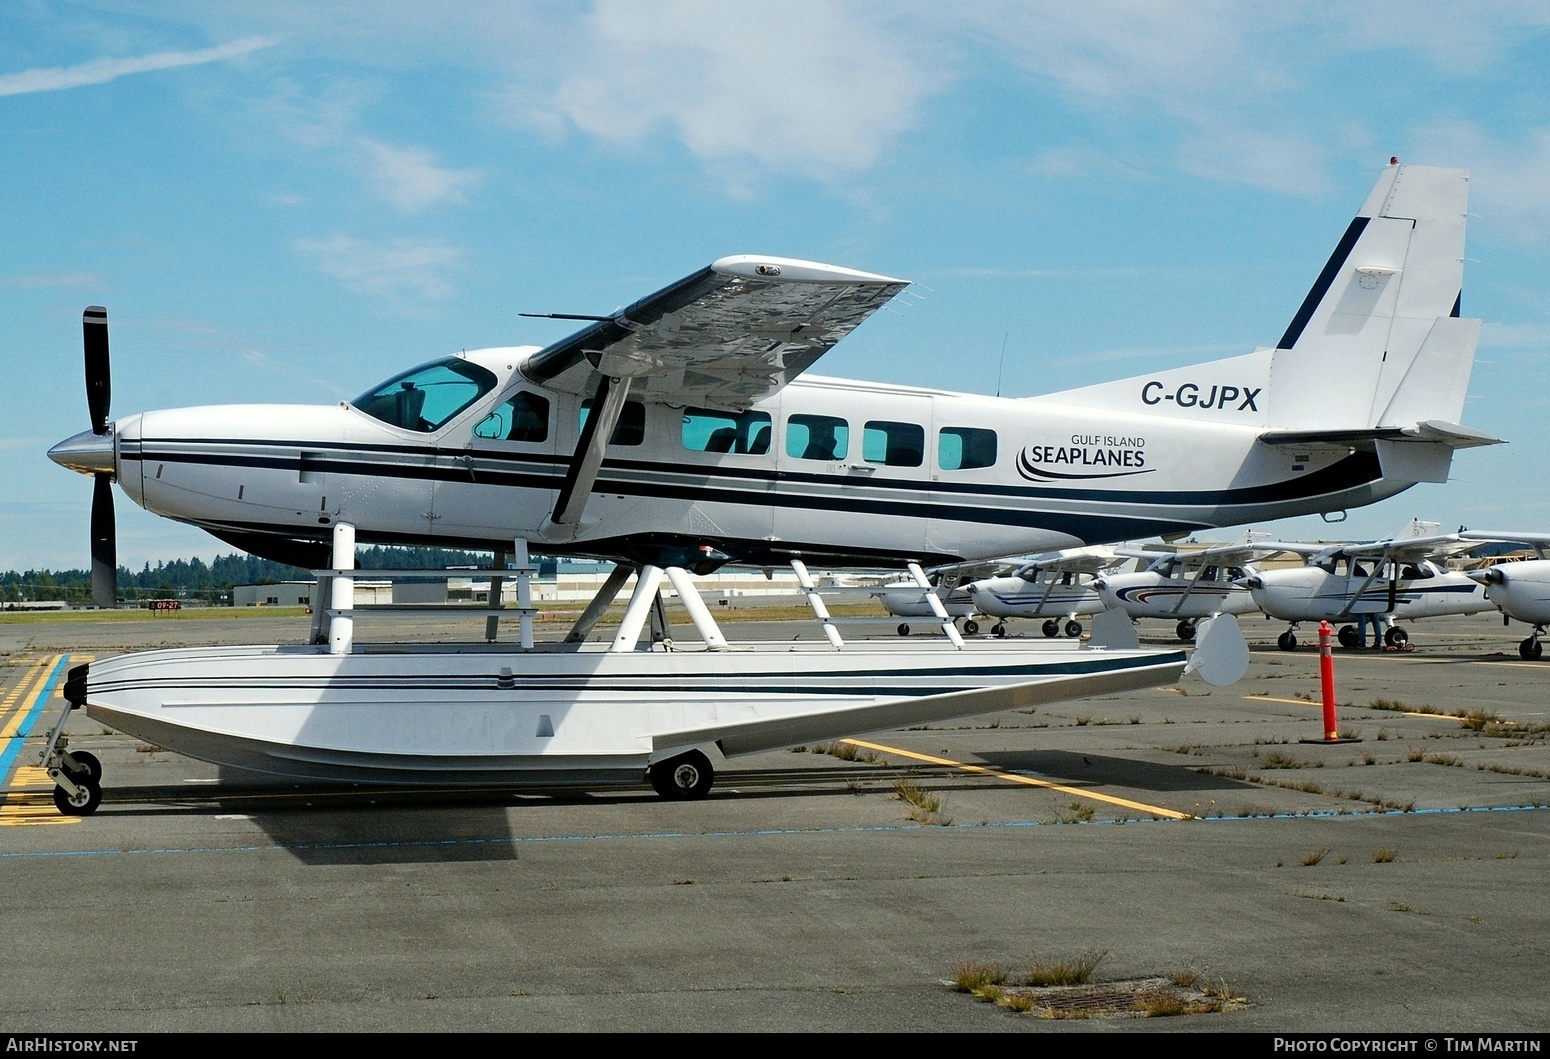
[[4, 2, 1549, 571]]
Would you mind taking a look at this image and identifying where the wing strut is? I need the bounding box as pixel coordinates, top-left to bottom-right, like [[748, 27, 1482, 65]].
[[542, 374, 632, 540]]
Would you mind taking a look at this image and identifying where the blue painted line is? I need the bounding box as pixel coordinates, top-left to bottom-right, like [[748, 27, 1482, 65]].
[[1, 800, 1544, 859], [0, 656, 71, 783]]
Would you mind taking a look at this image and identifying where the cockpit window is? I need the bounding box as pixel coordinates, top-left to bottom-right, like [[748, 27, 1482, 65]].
[[352, 358, 498, 433]]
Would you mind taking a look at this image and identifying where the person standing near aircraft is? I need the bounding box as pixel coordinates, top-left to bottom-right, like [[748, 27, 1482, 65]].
[[1357, 610, 1381, 649]]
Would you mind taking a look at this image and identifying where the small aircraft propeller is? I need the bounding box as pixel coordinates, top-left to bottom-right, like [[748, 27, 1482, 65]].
[[83, 306, 116, 607]]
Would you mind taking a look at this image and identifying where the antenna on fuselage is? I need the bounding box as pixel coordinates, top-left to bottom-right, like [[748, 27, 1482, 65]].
[[995, 332, 1008, 397]]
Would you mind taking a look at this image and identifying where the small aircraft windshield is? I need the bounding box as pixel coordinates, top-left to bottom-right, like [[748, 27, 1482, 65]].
[[352, 358, 498, 433]]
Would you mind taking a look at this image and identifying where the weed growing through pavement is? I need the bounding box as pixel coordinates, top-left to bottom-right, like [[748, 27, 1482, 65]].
[[895, 777, 950, 825], [1027, 949, 1108, 986]]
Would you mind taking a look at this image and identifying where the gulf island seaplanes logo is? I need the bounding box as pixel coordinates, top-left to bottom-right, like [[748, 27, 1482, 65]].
[[1017, 434, 1154, 482]]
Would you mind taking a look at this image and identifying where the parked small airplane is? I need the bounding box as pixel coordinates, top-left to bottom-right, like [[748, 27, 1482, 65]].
[[1092, 537, 1279, 641], [964, 547, 1123, 638], [873, 579, 981, 636], [1239, 520, 1489, 650], [52, 162, 1491, 595], [1460, 532, 1550, 659], [41, 161, 1493, 811]]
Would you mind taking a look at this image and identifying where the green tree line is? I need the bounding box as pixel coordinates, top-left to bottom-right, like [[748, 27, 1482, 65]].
[[1, 546, 493, 604]]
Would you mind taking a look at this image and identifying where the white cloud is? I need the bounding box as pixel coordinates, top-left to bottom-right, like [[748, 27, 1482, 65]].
[[294, 234, 462, 300], [540, 0, 937, 181], [356, 138, 482, 212], [1175, 127, 1334, 198], [0, 37, 277, 97], [259, 81, 481, 212], [3, 270, 102, 290]]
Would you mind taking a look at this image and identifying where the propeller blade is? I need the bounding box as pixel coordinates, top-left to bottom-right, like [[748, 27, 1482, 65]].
[[91, 473, 116, 608], [84, 306, 111, 436]]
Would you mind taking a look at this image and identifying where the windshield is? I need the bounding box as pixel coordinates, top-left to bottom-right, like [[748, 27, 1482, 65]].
[[351, 358, 498, 432]]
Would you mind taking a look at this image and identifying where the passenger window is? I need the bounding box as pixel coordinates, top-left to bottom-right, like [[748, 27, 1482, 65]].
[[938, 426, 997, 470], [579, 399, 646, 446], [863, 421, 924, 467], [681, 408, 773, 455], [474, 391, 551, 442], [786, 414, 849, 461]]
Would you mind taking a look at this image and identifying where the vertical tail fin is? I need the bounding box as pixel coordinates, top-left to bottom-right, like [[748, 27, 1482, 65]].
[[1268, 163, 1472, 430]]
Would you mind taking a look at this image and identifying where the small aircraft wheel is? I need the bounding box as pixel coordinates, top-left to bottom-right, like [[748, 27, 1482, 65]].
[[1277, 631, 1298, 652], [1520, 637, 1542, 661], [1337, 625, 1360, 649], [1385, 627, 1409, 648], [63, 750, 102, 783], [1175, 620, 1196, 643], [53, 777, 102, 817], [897, 623, 910, 637], [1041, 619, 1059, 638], [649, 750, 714, 801], [992, 622, 1007, 638], [963, 619, 979, 636], [1064, 620, 1083, 639]]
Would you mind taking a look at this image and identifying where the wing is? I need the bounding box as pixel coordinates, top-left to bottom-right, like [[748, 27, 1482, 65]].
[[1339, 534, 1478, 566], [1010, 546, 1126, 579], [1127, 540, 1313, 570], [521, 255, 909, 410]]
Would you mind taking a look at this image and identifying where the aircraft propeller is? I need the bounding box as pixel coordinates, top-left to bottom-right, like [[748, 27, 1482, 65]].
[[83, 307, 116, 607], [41, 305, 120, 608]]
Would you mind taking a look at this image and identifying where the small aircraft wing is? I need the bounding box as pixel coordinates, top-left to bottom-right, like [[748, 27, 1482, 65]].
[[1334, 520, 1480, 567], [1126, 538, 1311, 571], [1460, 531, 1550, 554], [1009, 546, 1126, 580], [521, 255, 909, 409]]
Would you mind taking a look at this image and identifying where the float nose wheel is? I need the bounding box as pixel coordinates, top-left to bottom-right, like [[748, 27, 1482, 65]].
[[1519, 633, 1543, 661], [38, 668, 106, 816], [649, 749, 715, 800]]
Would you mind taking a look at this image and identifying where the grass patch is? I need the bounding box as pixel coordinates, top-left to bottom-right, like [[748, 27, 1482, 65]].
[[1373, 848, 1397, 863], [1063, 801, 1096, 823], [1027, 949, 1107, 986], [950, 962, 1007, 993], [811, 741, 884, 765], [895, 777, 950, 825], [1299, 847, 1329, 866]]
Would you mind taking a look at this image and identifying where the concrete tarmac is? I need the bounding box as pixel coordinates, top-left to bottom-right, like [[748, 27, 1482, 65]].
[[2, 609, 1547, 1033]]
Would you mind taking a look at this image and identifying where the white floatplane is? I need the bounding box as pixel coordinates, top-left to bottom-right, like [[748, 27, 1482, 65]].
[[41, 162, 1495, 814]]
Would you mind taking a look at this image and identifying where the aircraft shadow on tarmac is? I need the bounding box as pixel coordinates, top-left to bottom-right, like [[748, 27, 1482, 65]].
[[975, 750, 1254, 793]]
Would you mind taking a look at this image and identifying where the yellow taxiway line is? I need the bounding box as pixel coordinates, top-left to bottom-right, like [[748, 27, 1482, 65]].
[[1, 654, 80, 826], [839, 737, 1191, 820], [1241, 693, 1480, 722]]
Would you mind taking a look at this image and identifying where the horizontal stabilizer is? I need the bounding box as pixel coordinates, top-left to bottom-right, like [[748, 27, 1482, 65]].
[[1259, 420, 1501, 449]]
